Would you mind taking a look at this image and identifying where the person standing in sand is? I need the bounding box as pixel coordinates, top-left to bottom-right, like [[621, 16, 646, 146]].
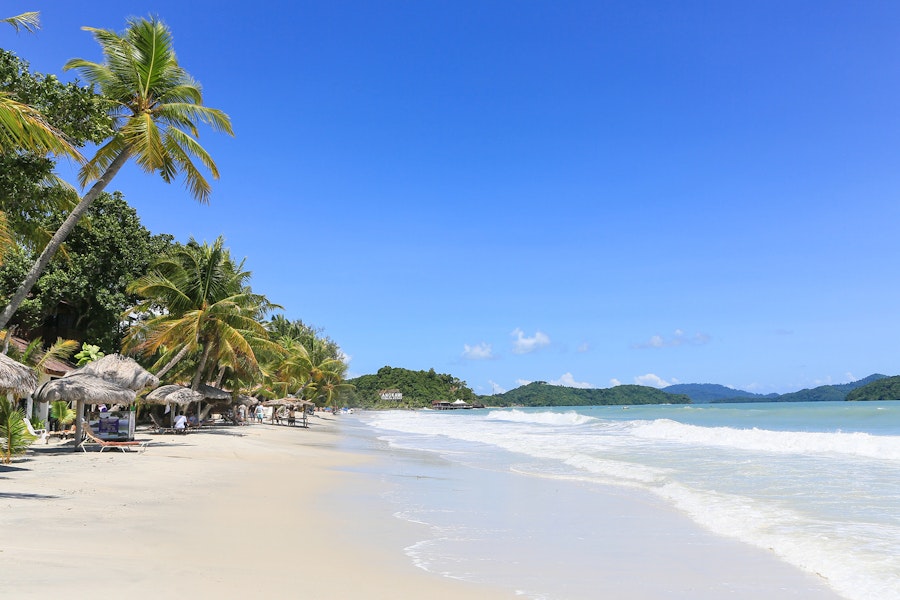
[[255, 403, 265, 424]]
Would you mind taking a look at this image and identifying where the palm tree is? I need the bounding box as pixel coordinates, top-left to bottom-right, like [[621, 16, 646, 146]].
[[1, 10, 78, 158], [124, 237, 279, 390], [0, 16, 233, 331], [2, 12, 40, 34], [264, 323, 350, 408]]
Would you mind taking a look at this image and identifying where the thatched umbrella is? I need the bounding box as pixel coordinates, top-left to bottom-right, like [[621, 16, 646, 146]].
[[34, 373, 136, 450], [68, 354, 159, 392], [0, 352, 38, 397], [262, 398, 294, 408], [196, 383, 230, 401], [145, 384, 203, 427], [235, 394, 255, 407], [145, 384, 202, 407]]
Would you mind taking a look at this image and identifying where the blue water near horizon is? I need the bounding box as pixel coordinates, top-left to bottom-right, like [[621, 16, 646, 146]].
[[341, 402, 900, 600]]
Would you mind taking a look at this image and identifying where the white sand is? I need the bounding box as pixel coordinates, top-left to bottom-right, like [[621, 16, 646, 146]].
[[1, 417, 511, 599], [1, 416, 845, 599]]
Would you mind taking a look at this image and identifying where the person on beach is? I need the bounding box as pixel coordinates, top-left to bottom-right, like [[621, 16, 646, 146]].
[[238, 404, 246, 425], [174, 412, 188, 434], [255, 404, 265, 424], [288, 406, 296, 426]]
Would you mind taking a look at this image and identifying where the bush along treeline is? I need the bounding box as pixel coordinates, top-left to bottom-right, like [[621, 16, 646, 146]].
[[344, 366, 477, 409]]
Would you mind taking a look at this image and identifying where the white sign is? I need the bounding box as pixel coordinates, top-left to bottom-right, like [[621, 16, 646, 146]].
[[380, 391, 402, 401]]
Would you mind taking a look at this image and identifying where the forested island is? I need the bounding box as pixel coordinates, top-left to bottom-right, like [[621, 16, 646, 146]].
[[483, 381, 690, 407], [344, 368, 690, 408], [846, 376, 900, 401], [344, 369, 900, 410], [664, 374, 892, 403]]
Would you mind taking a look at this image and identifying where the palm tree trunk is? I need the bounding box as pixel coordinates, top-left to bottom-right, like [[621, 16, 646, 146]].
[[0, 149, 131, 330], [215, 365, 227, 388], [191, 342, 213, 391], [154, 344, 191, 379]]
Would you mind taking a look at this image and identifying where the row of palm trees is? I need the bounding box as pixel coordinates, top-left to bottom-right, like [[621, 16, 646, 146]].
[[123, 237, 349, 404], [1, 13, 348, 408]]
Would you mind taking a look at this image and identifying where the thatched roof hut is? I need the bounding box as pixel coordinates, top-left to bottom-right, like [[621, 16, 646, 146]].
[[0, 353, 38, 397], [144, 384, 202, 407], [34, 373, 136, 405], [68, 354, 159, 392]]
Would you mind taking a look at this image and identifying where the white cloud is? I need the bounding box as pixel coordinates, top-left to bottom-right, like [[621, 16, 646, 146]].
[[634, 330, 711, 349], [462, 342, 494, 360], [515, 379, 532, 387], [577, 342, 590, 353], [634, 373, 677, 388], [488, 380, 507, 394], [609, 378, 622, 387], [549, 372, 593, 388], [511, 328, 550, 354]]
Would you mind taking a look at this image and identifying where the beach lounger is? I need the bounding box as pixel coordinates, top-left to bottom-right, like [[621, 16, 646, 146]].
[[79, 424, 148, 453], [23, 418, 49, 444], [149, 414, 176, 434], [47, 426, 76, 442]]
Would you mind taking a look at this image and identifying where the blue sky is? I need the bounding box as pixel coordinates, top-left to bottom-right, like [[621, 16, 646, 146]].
[[5, 1, 900, 395]]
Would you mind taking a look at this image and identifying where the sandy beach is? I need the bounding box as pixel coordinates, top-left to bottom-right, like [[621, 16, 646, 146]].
[[1, 416, 512, 599], [2, 415, 846, 599]]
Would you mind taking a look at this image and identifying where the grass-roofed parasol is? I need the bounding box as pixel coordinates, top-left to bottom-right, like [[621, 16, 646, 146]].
[[69, 354, 159, 392], [0, 352, 38, 397], [34, 373, 136, 451]]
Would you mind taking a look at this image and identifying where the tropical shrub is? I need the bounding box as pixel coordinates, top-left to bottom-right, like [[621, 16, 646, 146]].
[[0, 396, 35, 463]]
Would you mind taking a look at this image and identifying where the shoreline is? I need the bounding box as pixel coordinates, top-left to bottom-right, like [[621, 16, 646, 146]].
[[2, 415, 845, 599], [0, 417, 513, 599]]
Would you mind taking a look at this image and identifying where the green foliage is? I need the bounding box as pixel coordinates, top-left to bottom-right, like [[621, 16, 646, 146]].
[[0, 396, 35, 463], [0, 192, 175, 350], [74, 342, 105, 366], [50, 400, 75, 426], [846, 376, 900, 401], [485, 382, 691, 407], [345, 366, 476, 409], [0, 49, 111, 250], [124, 236, 279, 388]]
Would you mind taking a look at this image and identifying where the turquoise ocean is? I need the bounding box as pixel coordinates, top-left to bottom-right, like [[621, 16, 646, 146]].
[[341, 402, 899, 600]]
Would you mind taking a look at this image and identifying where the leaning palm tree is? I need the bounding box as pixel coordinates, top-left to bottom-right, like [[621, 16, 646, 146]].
[[0, 16, 233, 331]]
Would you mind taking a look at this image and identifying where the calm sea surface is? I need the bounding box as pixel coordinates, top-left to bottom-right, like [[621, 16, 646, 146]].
[[341, 402, 900, 600]]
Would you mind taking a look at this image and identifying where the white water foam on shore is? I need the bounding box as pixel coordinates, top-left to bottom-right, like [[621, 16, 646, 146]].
[[359, 406, 900, 600]]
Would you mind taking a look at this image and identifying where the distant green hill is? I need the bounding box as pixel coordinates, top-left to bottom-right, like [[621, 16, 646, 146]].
[[773, 374, 889, 403], [662, 383, 770, 403], [846, 376, 900, 401], [483, 381, 690, 407], [661, 374, 890, 404], [344, 366, 477, 408]]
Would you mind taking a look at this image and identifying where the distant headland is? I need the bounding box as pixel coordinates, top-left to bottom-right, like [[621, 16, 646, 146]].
[[344, 368, 898, 409]]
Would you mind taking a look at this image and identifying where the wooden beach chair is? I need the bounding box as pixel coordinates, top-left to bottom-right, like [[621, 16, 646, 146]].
[[79, 424, 148, 453]]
